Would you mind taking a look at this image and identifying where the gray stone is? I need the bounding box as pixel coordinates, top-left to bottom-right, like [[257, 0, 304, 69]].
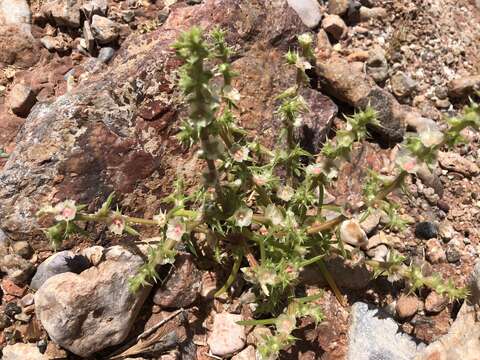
[[367, 244, 389, 262], [2, 342, 46, 360], [360, 210, 381, 235], [391, 72, 416, 98], [30, 250, 90, 290], [35, 246, 151, 357], [358, 87, 405, 144], [0, 253, 34, 284], [287, 0, 322, 28], [98, 46, 115, 64], [347, 302, 424, 360], [302, 254, 371, 290], [91, 14, 119, 44], [7, 83, 36, 117], [367, 46, 389, 84]]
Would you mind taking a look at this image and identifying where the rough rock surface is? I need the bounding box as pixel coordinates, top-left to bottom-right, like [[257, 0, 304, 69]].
[[0, 0, 312, 246], [347, 302, 424, 360], [415, 302, 480, 360], [34, 246, 150, 357]]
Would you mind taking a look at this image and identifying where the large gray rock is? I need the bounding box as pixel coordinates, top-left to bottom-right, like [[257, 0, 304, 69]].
[[30, 250, 90, 290], [347, 302, 424, 360], [34, 246, 151, 357], [287, 0, 322, 28]]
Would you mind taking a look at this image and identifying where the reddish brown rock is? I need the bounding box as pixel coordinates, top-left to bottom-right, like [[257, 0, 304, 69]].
[[153, 253, 202, 309], [0, 0, 311, 249], [0, 25, 41, 69], [448, 75, 480, 99], [396, 295, 420, 319], [7, 83, 36, 117]]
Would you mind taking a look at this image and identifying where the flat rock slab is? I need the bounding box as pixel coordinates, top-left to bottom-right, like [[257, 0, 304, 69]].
[[35, 246, 150, 357], [347, 302, 424, 360]]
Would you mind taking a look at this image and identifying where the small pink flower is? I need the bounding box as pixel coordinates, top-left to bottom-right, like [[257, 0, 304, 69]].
[[109, 212, 125, 235], [166, 218, 186, 241], [232, 146, 249, 163], [306, 163, 323, 176], [54, 200, 77, 222]]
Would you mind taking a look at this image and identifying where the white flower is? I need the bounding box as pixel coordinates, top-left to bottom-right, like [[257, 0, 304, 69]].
[[253, 174, 268, 187], [275, 314, 297, 335], [277, 185, 294, 202], [306, 163, 323, 177], [232, 145, 249, 163], [166, 217, 186, 241], [109, 212, 125, 235], [54, 200, 77, 222], [224, 85, 241, 102], [265, 204, 284, 226], [297, 33, 313, 48], [419, 128, 444, 147], [153, 210, 167, 227], [233, 206, 253, 228], [285, 210, 298, 229], [293, 116, 303, 128], [257, 267, 278, 296], [295, 57, 312, 72]]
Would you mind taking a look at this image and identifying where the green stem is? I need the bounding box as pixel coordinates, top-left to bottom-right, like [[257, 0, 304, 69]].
[[214, 249, 244, 297], [373, 171, 407, 205], [318, 259, 346, 307], [298, 254, 325, 268], [236, 318, 277, 326]]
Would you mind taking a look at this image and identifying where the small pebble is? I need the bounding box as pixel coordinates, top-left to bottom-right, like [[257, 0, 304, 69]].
[[415, 222, 438, 239], [5, 302, 22, 318], [396, 295, 420, 319], [424, 292, 447, 314]]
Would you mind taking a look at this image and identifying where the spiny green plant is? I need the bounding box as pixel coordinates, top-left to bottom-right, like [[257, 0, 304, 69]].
[[37, 27, 479, 359]]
